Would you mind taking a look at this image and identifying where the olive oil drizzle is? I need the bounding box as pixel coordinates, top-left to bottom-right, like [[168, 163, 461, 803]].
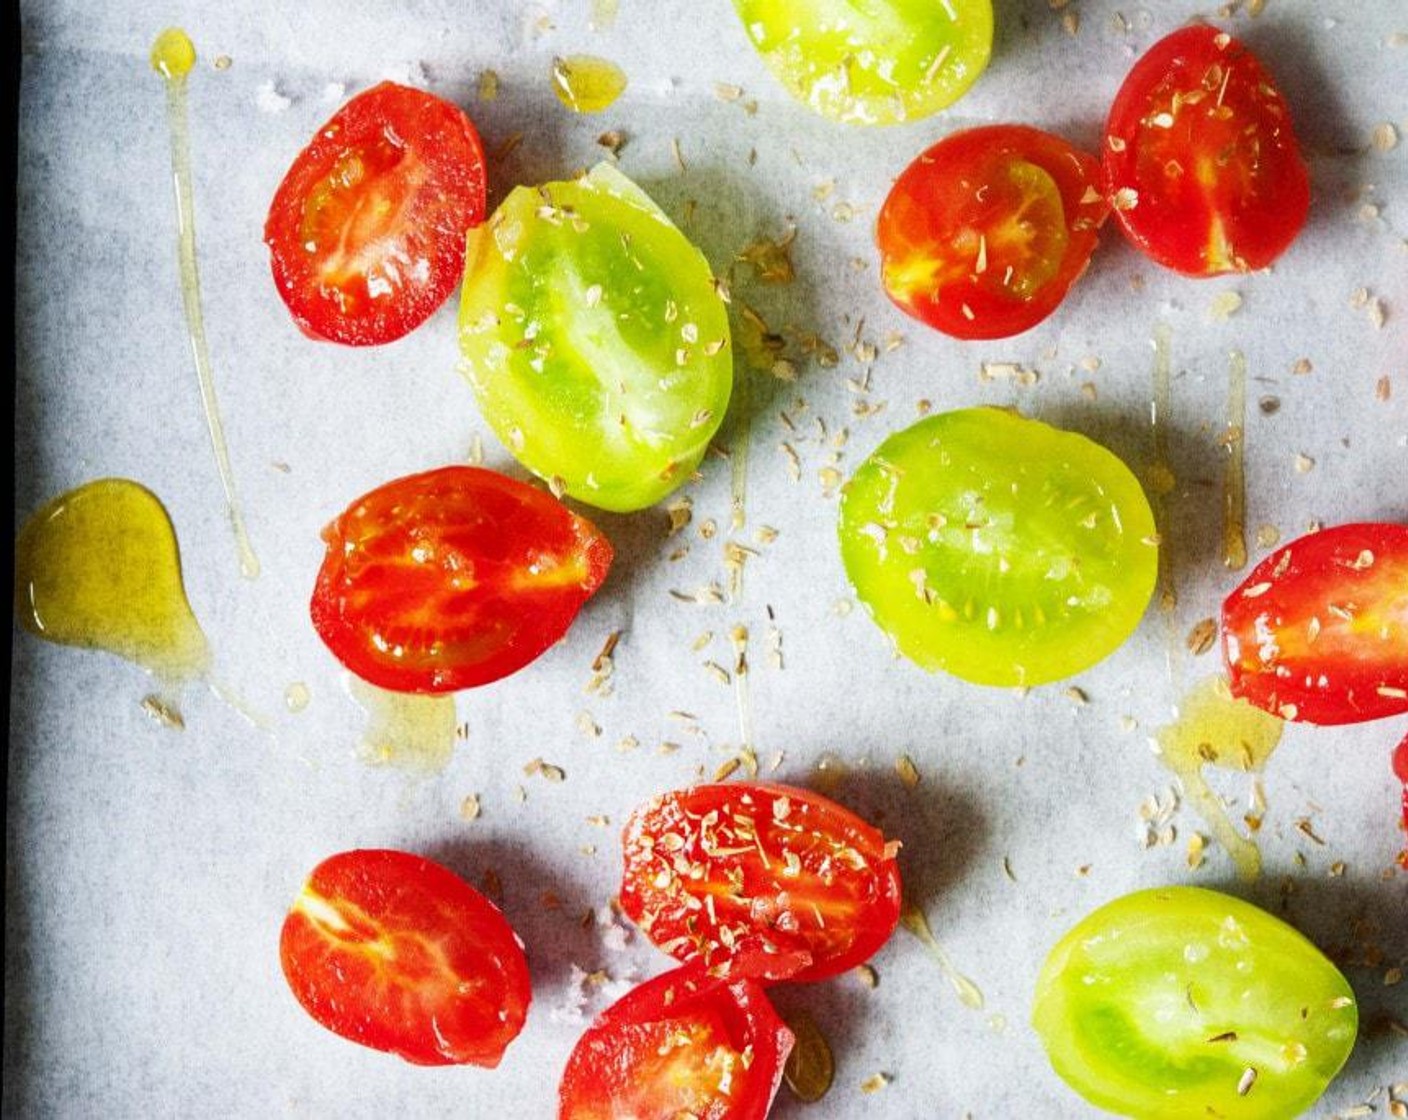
[[1148, 323, 1176, 614], [151, 28, 260, 580], [901, 902, 984, 1010], [346, 676, 457, 774], [1222, 351, 1248, 571], [550, 55, 628, 113]]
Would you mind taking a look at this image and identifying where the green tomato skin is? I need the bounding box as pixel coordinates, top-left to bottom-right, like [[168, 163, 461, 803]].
[[837, 407, 1157, 687], [458, 164, 732, 513], [1033, 887, 1358, 1119], [732, 0, 993, 125]]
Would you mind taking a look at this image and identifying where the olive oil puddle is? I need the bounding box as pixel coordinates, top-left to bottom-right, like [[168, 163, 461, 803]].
[[1153, 677, 1283, 881], [15, 479, 211, 710], [550, 55, 627, 113], [151, 28, 260, 580], [900, 902, 984, 1010], [346, 677, 457, 774], [1222, 350, 1248, 571], [781, 1008, 834, 1103]]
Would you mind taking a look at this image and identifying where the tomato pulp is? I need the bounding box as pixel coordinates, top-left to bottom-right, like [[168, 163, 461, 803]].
[[878, 125, 1107, 339], [311, 466, 612, 693], [279, 849, 530, 1066], [265, 82, 487, 345]]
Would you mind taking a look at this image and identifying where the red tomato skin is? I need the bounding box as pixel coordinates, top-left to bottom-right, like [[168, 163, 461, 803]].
[[620, 782, 903, 983], [1393, 733, 1408, 870], [1103, 24, 1309, 276], [264, 82, 486, 345], [1221, 523, 1408, 725], [279, 849, 531, 1066], [558, 966, 793, 1120], [877, 124, 1107, 341], [311, 466, 613, 694]]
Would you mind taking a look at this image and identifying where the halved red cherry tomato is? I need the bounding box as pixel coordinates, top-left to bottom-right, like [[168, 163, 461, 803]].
[[877, 124, 1107, 340], [620, 783, 903, 982], [265, 82, 486, 345], [1222, 523, 1408, 725], [1393, 733, 1408, 869], [311, 465, 612, 693], [279, 849, 530, 1066], [1104, 24, 1309, 276], [558, 965, 792, 1120]]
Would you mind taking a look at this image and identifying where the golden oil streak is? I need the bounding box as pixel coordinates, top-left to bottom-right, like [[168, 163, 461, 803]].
[[1222, 351, 1248, 571], [900, 902, 984, 1010], [1149, 324, 1175, 612], [157, 37, 260, 580], [730, 374, 752, 539]]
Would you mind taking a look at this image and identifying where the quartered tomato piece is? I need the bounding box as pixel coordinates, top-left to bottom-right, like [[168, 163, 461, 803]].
[[878, 125, 1107, 340], [311, 466, 612, 693], [1104, 24, 1309, 276], [1221, 523, 1408, 725], [839, 408, 1158, 687], [459, 163, 732, 513], [279, 849, 530, 1066], [265, 82, 487, 345], [620, 783, 902, 983], [558, 965, 793, 1120], [1033, 887, 1357, 1119], [731, 0, 992, 125]]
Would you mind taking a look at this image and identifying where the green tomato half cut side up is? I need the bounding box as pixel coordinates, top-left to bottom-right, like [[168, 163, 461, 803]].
[[838, 407, 1157, 687], [459, 163, 732, 513], [1032, 886, 1358, 1119], [732, 0, 993, 125]]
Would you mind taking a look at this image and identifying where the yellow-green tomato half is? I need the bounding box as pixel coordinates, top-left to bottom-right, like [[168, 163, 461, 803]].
[[731, 0, 993, 125], [1033, 887, 1358, 1119], [838, 407, 1157, 686], [459, 163, 732, 513]]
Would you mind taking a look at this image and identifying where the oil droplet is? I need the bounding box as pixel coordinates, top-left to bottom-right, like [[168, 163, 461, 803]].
[[1222, 351, 1248, 571], [781, 1009, 834, 1103], [589, 0, 620, 31], [1154, 676, 1284, 881], [14, 479, 211, 683], [153, 27, 260, 580], [551, 55, 627, 113], [284, 682, 311, 713], [150, 27, 196, 80], [811, 752, 849, 797], [346, 676, 456, 774], [987, 1013, 1008, 1034], [900, 902, 985, 1010], [1148, 323, 1176, 614]]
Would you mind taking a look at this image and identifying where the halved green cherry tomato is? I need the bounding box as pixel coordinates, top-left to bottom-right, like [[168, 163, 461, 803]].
[[1221, 523, 1408, 725], [839, 407, 1158, 687], [878, 124, 1108, 340], [1033, 886, 1357, 1119], [311, 466, 612, 693], [558, 965, 792, 1119], [1104, 24, 1309, 276], [620, 783, 902, 983], [264, 82, 487, 345], [731, 0, 992, 125], [280, 849, 531, 1066], [459, 163, 732, 513]]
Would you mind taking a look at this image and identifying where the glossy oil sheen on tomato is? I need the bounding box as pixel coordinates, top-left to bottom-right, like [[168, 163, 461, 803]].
[[459, 163, 732, 512], [1033, 887, 1357, 1119], [732, 0, 992, 125], [1103, 25, 1309, 275], [839, 408, 1157, 686]]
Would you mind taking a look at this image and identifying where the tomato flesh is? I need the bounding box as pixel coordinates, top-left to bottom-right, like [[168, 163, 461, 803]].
[[1221, 523, 1408, 725], [878, 125, 1107, 340], [265, 82, 486, 345], [459, 163, 732, 512], [731, 0, 992, 125], [310, 465, 612, 693], [1033, 886, 1357, 1119], [558, 965, 792, 1120], [1395, 733, 1408, 869], [1103, 24, 1309, 276], [279, 849, 530, 1066], [839, 407, 1158, 687], [620, 782, 902, 983]]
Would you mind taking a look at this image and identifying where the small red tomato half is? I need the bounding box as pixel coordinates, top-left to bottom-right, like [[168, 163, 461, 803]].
[[279, 849, 530, 1066], [877, 124, 1107, 340], [265, 82, 486, 345], [311, 466, 613, 693], [620, 783, 903, 983], [1222, 523, 1408, 725], [558, 966, 792, 1120], [1394, 733, 1408, 870], [1104, 24, 1309, 276]]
